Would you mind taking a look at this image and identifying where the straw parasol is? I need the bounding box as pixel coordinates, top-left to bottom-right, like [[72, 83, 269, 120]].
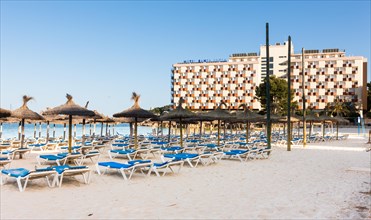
[[318, 111, 338, 138], [0, 108, 11, 139], [113, 92, 155, 149], [0, 108, 11, 118], [160, 98, 196, 147], [201, 101, 232, 146], [333, 115, 350, 140], [11, 96, 45, 150], [43, 94, 95, 153], [236, 104, 264, 142]]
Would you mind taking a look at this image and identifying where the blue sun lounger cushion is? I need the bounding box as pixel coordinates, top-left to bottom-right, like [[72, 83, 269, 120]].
[[40, 155, 65, 160], [128, 160, 151, 165], [98, 162, 133, 169], [110, 149, 136, 154], [52, 165, 88, 174], [153, 161, 169, 167], [2, 168, 30, 178], [224, 150, 248, 155]]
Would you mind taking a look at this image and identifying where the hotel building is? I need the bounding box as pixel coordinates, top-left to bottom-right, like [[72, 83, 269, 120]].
[[171, 42, 368, 111]]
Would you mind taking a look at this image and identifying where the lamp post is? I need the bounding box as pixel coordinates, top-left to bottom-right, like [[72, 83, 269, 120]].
[[302, 48, 307, 146], [266, 23, 271, 150], [287, 36, 292, 151]]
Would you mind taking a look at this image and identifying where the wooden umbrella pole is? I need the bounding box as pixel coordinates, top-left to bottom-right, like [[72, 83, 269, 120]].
[[168, 121, 171, 142], [53, 124, 56, 138], [100, 122, 103, 136], [68, 115, 72, 154], [0, 122, 2, 139], [74, 124, 77, 138], [246, 122, 249, 144], [336, 122, 339, 140], [34, 123, 37, 138], [180, 118, 183, 148], [135, 118, 138, 149], [89, 123, 92, 136], [217, 120, 221, 146], [18, 122, 21, 140], [39, 122, 42, 138], [46, 121, 50, 142], [21, 118, 25, 148], [82, 119, 86, 137], [63, 123, 66, 140], [93, 120, 96, 137], [82, 119, 86, 145], [199, 121, 203, 139], [105, 123, 108, 136]]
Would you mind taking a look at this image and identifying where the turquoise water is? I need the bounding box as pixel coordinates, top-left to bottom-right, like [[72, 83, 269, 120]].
[[0, 122, 168, 139]]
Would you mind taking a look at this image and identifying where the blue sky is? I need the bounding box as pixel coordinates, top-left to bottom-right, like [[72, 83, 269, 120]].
[[1, 1, 370, 115]]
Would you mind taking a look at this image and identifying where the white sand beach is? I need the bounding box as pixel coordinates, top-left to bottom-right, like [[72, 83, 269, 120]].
[[1, 127, 370, 219]]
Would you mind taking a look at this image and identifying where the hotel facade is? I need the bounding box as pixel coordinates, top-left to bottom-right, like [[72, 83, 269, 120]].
[[171, 41, 368, 111]]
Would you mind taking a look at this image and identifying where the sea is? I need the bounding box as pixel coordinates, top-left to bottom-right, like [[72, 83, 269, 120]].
[[0, 122, 169, 140]]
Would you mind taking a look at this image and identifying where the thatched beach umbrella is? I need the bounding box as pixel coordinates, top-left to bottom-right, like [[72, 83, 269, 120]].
[[318, 113, 337, 138], [333, 115, 349, 140], [43, 94, 95, 153], [160, 98, 196, 148], [202, 101, 232, 146], [11, 96, 45, 150], [113, 92, 155, 149], [0, 108, 12, 139], [236, 104, 264, 142], [0, 108, 11, 118]]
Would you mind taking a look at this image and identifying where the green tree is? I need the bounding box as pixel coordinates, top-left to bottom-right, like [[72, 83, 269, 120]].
[[150, 104, 172, 115], [328, 99, 350, 117], [255, 75, 296, 115]]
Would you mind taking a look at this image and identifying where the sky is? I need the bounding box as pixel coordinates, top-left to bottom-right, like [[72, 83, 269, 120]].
[[1, 0, 370, 116]]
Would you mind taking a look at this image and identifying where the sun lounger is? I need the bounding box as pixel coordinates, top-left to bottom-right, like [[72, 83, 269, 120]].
[[37, 152, 82, 166], [163, 153, 201, 168], [96, 160, 152, 180], [256, 147, 272, 159], [79, 150, 100, 165], [108, 149, 137, 160], [0, 158, 12, 170], [160, 146, 183, 154], [52, 165, 91, 187], [147, 160, 184, 177], [223, 149, 251, 162], [0, 167, 57, 192]]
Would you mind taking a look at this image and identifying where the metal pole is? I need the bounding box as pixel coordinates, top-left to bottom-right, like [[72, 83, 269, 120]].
[[287, 36, 292, 151], [302, 48, 307, 146], [266, 23, 271, 150]]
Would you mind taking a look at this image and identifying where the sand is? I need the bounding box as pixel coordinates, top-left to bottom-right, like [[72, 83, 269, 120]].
[[1, 127, 370, 219]]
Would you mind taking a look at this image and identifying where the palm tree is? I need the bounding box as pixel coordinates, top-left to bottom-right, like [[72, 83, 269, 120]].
[[330, 99, 350, 117]]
